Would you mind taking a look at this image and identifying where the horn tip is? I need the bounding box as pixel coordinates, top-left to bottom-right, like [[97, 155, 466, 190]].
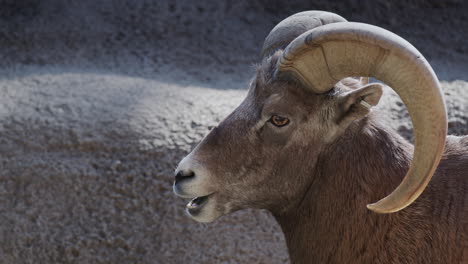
[[366, 201, 402, 214]]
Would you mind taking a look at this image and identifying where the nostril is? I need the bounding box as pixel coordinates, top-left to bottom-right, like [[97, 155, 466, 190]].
[[175, 170, 195, 183]]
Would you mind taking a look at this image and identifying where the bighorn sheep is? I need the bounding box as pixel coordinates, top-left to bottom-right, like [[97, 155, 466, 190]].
[[173, 11, 468, 263]]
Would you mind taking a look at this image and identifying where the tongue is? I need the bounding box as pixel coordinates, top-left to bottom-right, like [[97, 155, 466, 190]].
[[187, 196, 206, 209], [187, 197, 199, 209]]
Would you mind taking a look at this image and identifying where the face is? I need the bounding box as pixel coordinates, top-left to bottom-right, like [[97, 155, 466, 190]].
[[173, 64, 338, 223]]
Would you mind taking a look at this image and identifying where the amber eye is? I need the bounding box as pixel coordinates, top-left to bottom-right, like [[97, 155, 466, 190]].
[[270, 115, 290, 127]]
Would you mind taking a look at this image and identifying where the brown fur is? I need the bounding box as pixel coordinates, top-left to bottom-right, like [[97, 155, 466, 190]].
[[180, 52, 468, 263]]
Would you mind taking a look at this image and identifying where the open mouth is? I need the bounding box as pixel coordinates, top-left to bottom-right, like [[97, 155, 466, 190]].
[[186, 194, 211, 216]]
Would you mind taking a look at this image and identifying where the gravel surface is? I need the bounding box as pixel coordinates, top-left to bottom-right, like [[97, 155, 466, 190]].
[[0, 1, 467, 263]]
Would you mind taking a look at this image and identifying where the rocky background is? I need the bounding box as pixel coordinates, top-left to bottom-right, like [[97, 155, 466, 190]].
[[0, 0, 467, 263]]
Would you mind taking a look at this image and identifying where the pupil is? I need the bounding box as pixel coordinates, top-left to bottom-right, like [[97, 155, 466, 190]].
[[272, 115, 288, 126]]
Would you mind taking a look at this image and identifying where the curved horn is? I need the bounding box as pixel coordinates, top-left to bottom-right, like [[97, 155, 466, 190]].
[[261, 11, 347, 58], [277, 22, 447, 213]]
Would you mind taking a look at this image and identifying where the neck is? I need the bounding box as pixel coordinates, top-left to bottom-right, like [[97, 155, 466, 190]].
[[274, 118, 414, 263]]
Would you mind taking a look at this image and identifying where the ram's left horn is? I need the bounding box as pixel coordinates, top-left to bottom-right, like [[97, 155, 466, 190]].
[[277, 22, 447, 213]]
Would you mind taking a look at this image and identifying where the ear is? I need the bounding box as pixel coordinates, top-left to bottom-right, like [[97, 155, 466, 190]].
[[337, 83, 383, 127]]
